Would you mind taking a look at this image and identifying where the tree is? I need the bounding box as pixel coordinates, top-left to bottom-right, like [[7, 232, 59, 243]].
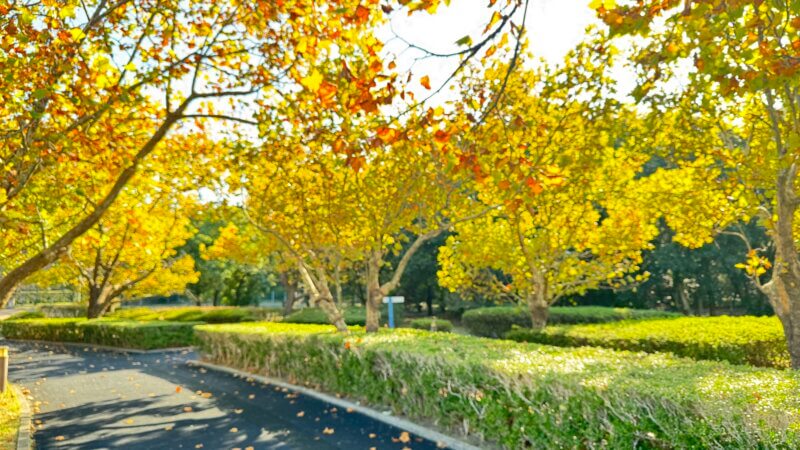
[[32, 179, 198, 318], [437, 44, 662, 329], [1, 0, 460, 306], [599, 1, 800, 367]]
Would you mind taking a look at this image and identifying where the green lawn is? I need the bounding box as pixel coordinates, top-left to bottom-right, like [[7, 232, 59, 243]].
[[0, 386, 20, 450]]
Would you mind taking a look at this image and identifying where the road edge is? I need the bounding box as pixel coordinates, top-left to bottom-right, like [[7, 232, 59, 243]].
[[0, 339, 194, 355], [187, 359, 485, 450], [10, 384, 32, 450]]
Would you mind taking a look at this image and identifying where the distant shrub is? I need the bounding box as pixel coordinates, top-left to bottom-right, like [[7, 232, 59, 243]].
[[408, 317, 453, 332], [108, 306, 282, 323], [462, 306, 680, 337], [36, 303, 86, 318], [6, 310, 45, 320], [505, 315, 790, 368], [285, 306, 403, 326]]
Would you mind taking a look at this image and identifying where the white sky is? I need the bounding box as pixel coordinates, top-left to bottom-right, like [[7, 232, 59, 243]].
[[385, 0, 602, 100]]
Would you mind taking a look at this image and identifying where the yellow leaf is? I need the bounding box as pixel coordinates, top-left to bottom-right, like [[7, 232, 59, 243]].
[[301, 71, 324, 92], [69, 28, 86, 41]]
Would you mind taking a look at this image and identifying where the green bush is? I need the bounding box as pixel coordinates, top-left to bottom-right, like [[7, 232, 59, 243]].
[[462, 306, 680, 337], [7, 310, 45, 320], [195, 322, 800, 449], [505, 315, 790, 368], [285, 306, 403, 326], [0, 318, 198, 349], [108, 306, 282, 323], [408, 317, 453, 332], [36, 302, 86, 318]]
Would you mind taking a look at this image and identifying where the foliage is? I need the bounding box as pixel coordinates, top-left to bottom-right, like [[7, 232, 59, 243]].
[[284, 306, 403, 327], [108, 306, 282, 324], [0, 385, 20, 450], [7, 310, 45, 320], [505, 316, 790, 369], [195, 322, 800, 449], [461, 306, 680, 338], [407, 317, 453, 333], [0, 318, 197, 350]]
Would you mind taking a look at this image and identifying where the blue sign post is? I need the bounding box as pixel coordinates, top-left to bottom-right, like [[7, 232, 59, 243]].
[[382, 296, 405, 328]]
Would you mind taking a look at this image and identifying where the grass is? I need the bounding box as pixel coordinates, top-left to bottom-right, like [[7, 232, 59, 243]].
[[0, 385, 20, 450], [195, 322, 800, 449], [505, 315, 790, 368]]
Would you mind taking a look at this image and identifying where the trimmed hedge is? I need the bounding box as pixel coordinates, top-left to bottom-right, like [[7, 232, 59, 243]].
[[37, 302, 86, 318], [0, 318, 199, 350], [505, 315, 790, 369], [0, 383, 20, 449], [285, 306, 403, 326], [7, 310, 45, 320], [408, 317, 453, 332], [108, 306, 282, 323], [195, 323, 800, 449], [462, 306, 681, 337]]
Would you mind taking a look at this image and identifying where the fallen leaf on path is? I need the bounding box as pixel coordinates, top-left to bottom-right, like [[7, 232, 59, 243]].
[[183, 406, 193, 413], [55, 436, 65, 441], [176, 386, 182, 393], [164, 425, 174, 431], [233, 409, 243, 414], [368, 433, 376, 438], [399, 431, 411, 443], [248, 394, 255, 400], [296, 411, 305, 417], [322, 427, 335, 435]]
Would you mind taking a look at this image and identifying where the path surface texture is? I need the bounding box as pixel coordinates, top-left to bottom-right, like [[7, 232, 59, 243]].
[[5, 341, 449, 450]]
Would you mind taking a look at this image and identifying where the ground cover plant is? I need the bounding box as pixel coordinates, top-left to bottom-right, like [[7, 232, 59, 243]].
[[195, 322, 800, 449], [505, 315, 790, 369], [461, 306, 680, 337], [0, 319, 198, 350], [0, 381, 21, 450]]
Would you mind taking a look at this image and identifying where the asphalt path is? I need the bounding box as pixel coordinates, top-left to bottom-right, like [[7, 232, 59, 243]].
[[5, 341, 449, 450]]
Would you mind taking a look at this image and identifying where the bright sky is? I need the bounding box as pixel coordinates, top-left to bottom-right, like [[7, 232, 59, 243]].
[[384, 0, 601, 99]]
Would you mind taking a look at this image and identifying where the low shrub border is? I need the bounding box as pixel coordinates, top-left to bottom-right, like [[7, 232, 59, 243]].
[[195, 322, 800, 449], [0, 319, 199, 350], [462, 306, 681, 337], [505, 315, 790, 368], [408, 317, 453, 332], [108, 306, 283, 323], [285, 306, 404, 326]]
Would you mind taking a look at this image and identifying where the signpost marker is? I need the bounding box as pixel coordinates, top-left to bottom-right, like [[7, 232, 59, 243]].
[[0, 346, 8, 393], [382, 296, 405, 328]]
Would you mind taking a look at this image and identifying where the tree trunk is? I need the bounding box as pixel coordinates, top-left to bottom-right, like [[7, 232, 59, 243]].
[[674, 274, 693, 315], [764, 166, 800, 368], [87, 285, 115, 319], [280, 272, 296, 316], [425, 285, 433, 316], [365, 254, 383, 333], [314, 283, 348, 332], [527, 274, 549, 330]]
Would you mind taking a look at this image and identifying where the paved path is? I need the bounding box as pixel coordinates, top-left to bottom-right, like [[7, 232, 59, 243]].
[[5, 342, 448, 450]]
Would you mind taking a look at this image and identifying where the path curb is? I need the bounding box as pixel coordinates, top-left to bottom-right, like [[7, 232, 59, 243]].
[[187, 359, 483, 450], [10, 384, 32, 450], [0, 339, 194, 355]]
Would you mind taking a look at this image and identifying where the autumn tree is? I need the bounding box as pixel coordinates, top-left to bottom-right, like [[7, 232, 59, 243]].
[[437, 41, 664, 329], [597, 1, 800, 366], [32, 178, 198, 318], [4, 0, 521, 306]]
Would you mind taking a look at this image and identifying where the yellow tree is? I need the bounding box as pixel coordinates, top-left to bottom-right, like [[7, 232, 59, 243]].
[[33, 177, 199, 318], [598, 1, 800, 367], [437, 45, 662, 329], [2, 0, 474, 306]]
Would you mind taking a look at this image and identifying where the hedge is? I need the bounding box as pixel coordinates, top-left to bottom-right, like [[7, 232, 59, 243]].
[[36, 302, 86, 318], [407, 317, 453, 332], [505, 315, 790, 368], [285, 306, 404, 326], [462, 306, 681, 337], [0, 318, 199, 350], [194, 323, 800, 449], [108, 306, 282, 323]]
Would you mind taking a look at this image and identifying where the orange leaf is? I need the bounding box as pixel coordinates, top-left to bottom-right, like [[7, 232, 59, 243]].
[[420, 75, 431, 90]]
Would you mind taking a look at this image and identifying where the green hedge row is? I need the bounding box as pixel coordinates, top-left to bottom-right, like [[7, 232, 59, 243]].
[[0, 318, 198, 350], [36, 303, 86, 318], [284, 306, 404, 326], [505, 315, 790, 369], [407, 317, 453, 332], [108, 306, 282, 323], [462, 306, 681, 337], [194, 323, 800, 449]]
